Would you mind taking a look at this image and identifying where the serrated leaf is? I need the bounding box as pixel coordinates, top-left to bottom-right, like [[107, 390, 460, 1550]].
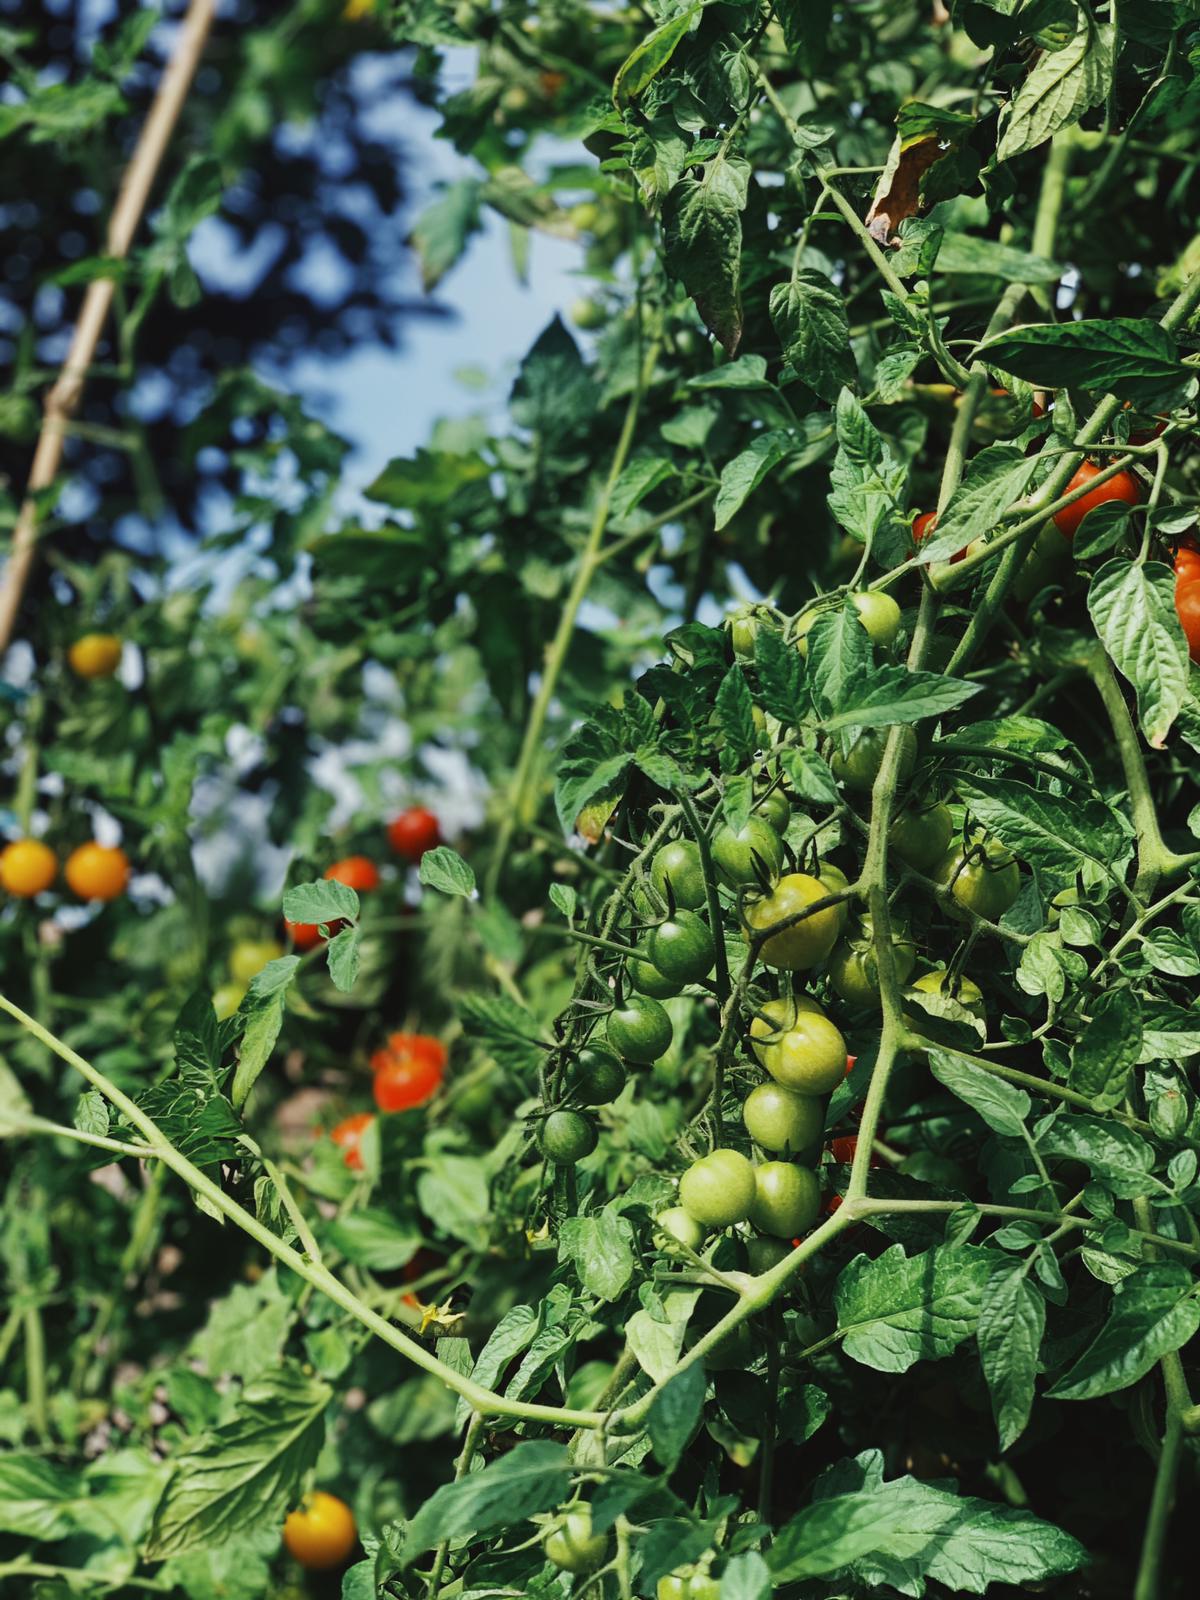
[[612, 4, 701, 105], [663, 154, 748, 353], [559, 1210, 636, 1302], [1088, 559, 1187, 747], [408, 179, 483, 290], [836, 1242, 994, 1372], [647, 1361, 705, 1471], [823, 663, 980, 729], [769, 269, 856, 402], [929, 1050, 1030, 1137], [978, 1260, 1045, 1449], [956, 775, 1127, 887], [400, 1441, 571, 1566], [714, 665, 756, 769], [418, 846, 476, 898], [1069, 990, 1142, 1109], [714, 431, 792, 529], [282, 879, 359, 927], [996, 13, 1114, 161], [914, 444, 1039, 563], [1048, 1263, 1200, 1399], [1035, 1114, 1160, 1198], [979, 318, 1184, 403]]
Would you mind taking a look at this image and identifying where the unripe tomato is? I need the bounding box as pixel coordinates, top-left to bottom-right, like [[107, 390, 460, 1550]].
[[889, 801, 954, 872], [749, 995, 825, 1063], [650, 840, 707, 910], [282, 1491, 358, 1569], [851, 590, 902, 647], [760, 1012, 848, 1094], [654, 1205, 707, 1251], [748, 1161, 821, 1237], [658, 1572, 721, 1600], [756, 786, 791, 834], [543, 1507, 608, 1573], [569, 297, 607, 331], [212, 982, 246, 1021], [0, 838, 57, 897], [229, 938, 285, 985], [679, 1148, 757, 1227], [567, 1048, 626, 1105], [539, 1109, 598, 1164], [1176, 580, 1200, 663], [285, 919, 325, 951], [387, 806, 441, 863], [743, 1081, 824, 1154], [829, 925, 917, 1009], [330, 1112, 374, 1172], [373, 1053, 442, 1112], [935, 842, 1020, 920], [67, 632, 123, 679], [745, 1235, 793, 1274], [646, 910, 714, 985], [831, 725, 917, 793], [628, 953, 682, 998], [729, 611, 759, 658], [711, 816, 784, 886], [1052, 461, 1140, 539], [817, 860, 852, 934], [910, 967, 985, 1019], [384, 1032, 448, 1073], [606, 996, 672, 1062], [324, 855, 380, 892], [743, 873, 842, 970], [65, 842, 130, 902]]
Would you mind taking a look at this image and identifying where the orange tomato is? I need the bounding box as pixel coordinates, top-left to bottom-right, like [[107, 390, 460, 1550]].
[[0, 838, 58, 897], [64, 842, 130, 902], [329, 1113, 374, 1173], [67, 633, 123, 679], [1052, 462, 1140, 540], [324, 856, 380, 892], [1176, 581, 1200, 664], [373, 1053, 443, 1112], [285, 919, 325, 951], [384, 1031, 448, 1073], [282, 1490, 358, 1570]]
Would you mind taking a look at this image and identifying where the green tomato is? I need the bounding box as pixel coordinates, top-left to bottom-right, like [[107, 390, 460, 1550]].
[[831, 726, 917, 793], [679, 1149, 757, 1227], [745, 1235, 794, 1274], [711, 815, 784, 887], [606, 996, 673, 1063], [828, 925, 917, 1010], [229, 938, 284, 985], [569, 297, 606, 330], [647, 910, 715, 984], [543, 1508, 609, 1574], [748, 1161, 821, 1238], [755, 785, 791, 834], [657, 1573, 721, 1600], [889, 801, 954, 872], [627, 953, 682, 999], [654, 1206, 706, 1251], [936, 842, 1020, 921], [760, 1012, 848, 1094], [569, 1048, 626, 1105], [817, 859, 852, 935], [539, 1110, 598, 1165], [851, 590, 902, 647], [729, 611, 759, 659], [743, 1081, 825, 1154], [749, 994, 825, 1061], [212, 981, 246, 1021], [650, 840, 708, 910], [743, 873, 842, 971]]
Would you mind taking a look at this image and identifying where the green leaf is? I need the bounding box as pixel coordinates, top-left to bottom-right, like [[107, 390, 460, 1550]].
[[74, 1089, 110, 1138], [822, 664, 981, 730], [714, 665, 757, 769], [282, 879, 359, 927], [1048, 1264, 1200, 1399], [324, 925, 360, 993], [979, 318, 1185, 403], [662, 153, 749, 354], [978, 1260, 1045, 1449], [0, 1455, 84, 1539], [1069, 990, 1142, 1110], [647, 1362, 705, 1470], [714, 431, 792, 530], [955, 774, 1128, 888], [458, 991, 546, 1073], [555, 706, 633, 838], [627, 1288, 700, 1382], [418, 846, 476, 898], [231, 988, 286, 1111], [1035, 1114, 1160, 1198], [611, 455, 677, 518], [769, 269, 856, 402], [144, 1364, 330, 1559], [804, 604, 874, 721], [753, 625, 803, 723], [924, 231, 1061, 282], [1088, 560, 1187, 748], [559, 1210, 636, 1301], [325, 1210, 423, 1272], [996, 11, 1114, 160], [612, 4, 701, 105], [686, 355, 768, 390], [835, 1243, 995, 1372], [781, 747, 839, 807], [457, 1306, 538, 1428], [928, 1050, 1030, 1138], [188, 1273, 294, 1383], [914, 444, 1039, 562], [408, 179, 483, 290], [399, 1441, 571, 1565]]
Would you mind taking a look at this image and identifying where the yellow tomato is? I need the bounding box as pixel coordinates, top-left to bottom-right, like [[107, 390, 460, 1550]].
[[67, 634, 123, 679], [283, 1490, 358, 1570], [0, 839, 57, 897], [65, 842, 130, 902]]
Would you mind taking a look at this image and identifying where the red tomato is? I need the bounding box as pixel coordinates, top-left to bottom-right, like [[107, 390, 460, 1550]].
[[845, 1055, 856, 1077], [286, 918, 326, 950], [1174, 544, 1200, 581], [1052, 462, 1140, 539], [385, 1031, 448, 1072], [388, 806, 442, 863], [373, 1053, 443, 1112], [829, 1135, 859, 1163], [330, 1112, 374, 1172], [911, 511, 966, 563], [325, 856, 380, 892], [1176, 581, 1200, 664]]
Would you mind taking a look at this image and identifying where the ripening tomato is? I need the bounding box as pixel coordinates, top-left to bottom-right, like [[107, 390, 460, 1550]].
[[911, 510, 966, 564], [373, 1053, 443, 1112], [330, 1112, 374, 1172], [679, 1149, 757, 1227], [0, 838, 57, 897], [65, 842, 130, 902], [935, 841, 1020, 920], [285, 918, 325, 950], [67, 632, 123, 679], [889, 801, 954, 872], [387, 806, 441, 863], [832, 725, 917, 794], [324, 855, 380, 892], [910, 967, 985, 1020], [711, 815, 784, 887], [658, 1571, 722, 1600], [851, 590, 901, 647], [1052, 461, 1140, 539], [568, 1049, 626, 1105], [283, 1491, 358, 1569], [760, 1013, 848, 1095], [384, 1032, 448, 1074], [606, 996, 673, 1063], [627, 953, 682, 998], [229, 938, 285, 985], [742, 1081, 825, 1155], [212, 982, 246, 1021], [1174, 538, 1200, 580], [743, 873, 842, 970], [1175, 581, 1200, 663]]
